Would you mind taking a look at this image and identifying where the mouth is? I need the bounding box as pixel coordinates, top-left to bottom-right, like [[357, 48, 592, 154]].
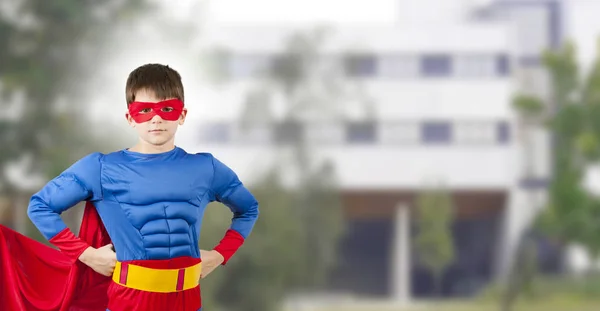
[[148, 129, 166, 133]]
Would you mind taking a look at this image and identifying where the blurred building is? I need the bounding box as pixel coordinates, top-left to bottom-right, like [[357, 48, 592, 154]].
[[193, 0, 562, 301]]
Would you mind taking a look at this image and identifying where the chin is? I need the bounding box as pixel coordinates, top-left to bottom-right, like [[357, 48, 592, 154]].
[[145, 136, 173, 147], [153, 140, 171, 147]]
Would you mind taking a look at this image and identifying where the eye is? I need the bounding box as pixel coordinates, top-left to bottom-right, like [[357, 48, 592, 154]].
[[140, 108, 152, 113], [161, 107, 174, 112]]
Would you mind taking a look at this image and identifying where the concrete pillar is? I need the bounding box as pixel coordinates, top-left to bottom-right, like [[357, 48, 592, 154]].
[[496, 187, 544, 282], [391, 203, 411, 303]]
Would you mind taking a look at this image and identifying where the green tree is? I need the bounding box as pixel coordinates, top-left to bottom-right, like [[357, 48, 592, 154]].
[[0, 1, 155, 235], [501, 40, 600, 310], [242, 27, 347, 290], [0, 0, 150, 180], [200, 27, 348, 311], [526, 41, 600, 258], [413, 184, 455, 296]]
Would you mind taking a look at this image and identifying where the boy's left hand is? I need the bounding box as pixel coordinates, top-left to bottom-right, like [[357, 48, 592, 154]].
[[200, 249, 224, 279]]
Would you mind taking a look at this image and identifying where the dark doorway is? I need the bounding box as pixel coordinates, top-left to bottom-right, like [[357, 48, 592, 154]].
[[411, 213, 502, 298], [327, 218, 394, 297]]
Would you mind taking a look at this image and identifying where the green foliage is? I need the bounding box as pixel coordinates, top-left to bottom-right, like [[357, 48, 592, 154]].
[[0, 0, 150, 197], [200, 47, 232, 85], [270, 26, 332, 96], [576, 131, 600, 159], [201, 164, 343, 311], [503, 40, 600, 311], [199, 27, 346, 311], [506, 40, 600, 256], [512, 95, 545, 120], [541, 42, 579, 104], [482, 274, 600, 303], [413, 184, 455, 295], [527, 41, 600, 258]]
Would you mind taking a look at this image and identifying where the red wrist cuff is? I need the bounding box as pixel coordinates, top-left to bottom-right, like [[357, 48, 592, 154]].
[[49, 228, 90, 264], [213, 229, 245, 265]]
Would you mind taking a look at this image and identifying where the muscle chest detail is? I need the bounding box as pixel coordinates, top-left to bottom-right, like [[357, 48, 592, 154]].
[[98, 155, 213, 231], [101, 161, 210, 204]]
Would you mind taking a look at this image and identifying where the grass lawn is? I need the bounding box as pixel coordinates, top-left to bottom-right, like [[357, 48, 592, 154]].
[[290, 276, 600, 311], [305, 298, 600, 311]]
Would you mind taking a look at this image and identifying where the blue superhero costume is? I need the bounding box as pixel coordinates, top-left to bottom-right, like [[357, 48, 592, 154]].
[[26, 147, 259, 311]]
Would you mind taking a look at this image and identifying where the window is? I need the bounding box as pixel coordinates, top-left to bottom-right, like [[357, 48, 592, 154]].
[[496, 121, 510, 144], [346, 121, 376, 143], [496, 54, 510, 76], [379, 122, 420, 145], [344, 54, 377, 77], [274, 121, 303, 144], [421, 55, 452, 77], [271, 54, 305, 82], [306, 123, 344, 144], [454, 122, 495, 144], [519, 177, 548, 190], [518, 56, 541, 67], [422, 121, 452, 144], [454, 55, 496, 78], [234, 122, 272, 145], [378, 55, 419, 78]]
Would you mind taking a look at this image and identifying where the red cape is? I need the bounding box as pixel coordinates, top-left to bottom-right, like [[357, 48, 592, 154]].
[[0, 202, 111, 311]]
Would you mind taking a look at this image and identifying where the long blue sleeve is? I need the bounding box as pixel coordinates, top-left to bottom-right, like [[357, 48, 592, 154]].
[[209, 155, 259, 239], [27, 153, 103, 241]]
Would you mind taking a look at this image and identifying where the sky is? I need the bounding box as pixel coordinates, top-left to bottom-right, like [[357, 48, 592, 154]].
[[206, 0, 398, 25], [565, 0, 600, 70]]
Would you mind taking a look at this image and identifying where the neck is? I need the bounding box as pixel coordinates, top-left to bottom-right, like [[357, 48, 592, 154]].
[[129, 139, 176, 154]]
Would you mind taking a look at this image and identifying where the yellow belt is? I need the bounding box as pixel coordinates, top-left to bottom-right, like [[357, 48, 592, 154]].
[[112, 261, 201, 293]]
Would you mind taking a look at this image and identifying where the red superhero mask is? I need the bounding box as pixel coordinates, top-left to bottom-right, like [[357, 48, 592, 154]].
[[128, 99, 184, 123]]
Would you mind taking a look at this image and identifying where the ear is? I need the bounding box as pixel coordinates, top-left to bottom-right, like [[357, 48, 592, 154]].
[[178, 108, 188, 126], [125, 112, 136, 128]]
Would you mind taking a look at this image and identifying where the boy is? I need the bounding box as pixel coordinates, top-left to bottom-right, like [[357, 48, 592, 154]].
[[26, 63, 259, 311]]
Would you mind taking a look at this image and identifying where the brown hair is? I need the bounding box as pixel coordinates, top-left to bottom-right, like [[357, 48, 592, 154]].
[[125, 63, 184, 106]]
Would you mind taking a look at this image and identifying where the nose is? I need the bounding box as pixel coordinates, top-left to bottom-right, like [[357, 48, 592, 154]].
[[150, 114, 163, 123]]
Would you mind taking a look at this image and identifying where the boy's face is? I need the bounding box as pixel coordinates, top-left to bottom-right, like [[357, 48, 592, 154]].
[[126, 89, 187, 147]]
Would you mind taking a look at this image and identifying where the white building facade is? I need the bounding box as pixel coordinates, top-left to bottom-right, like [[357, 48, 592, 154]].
[[192, 0, 563, 301]]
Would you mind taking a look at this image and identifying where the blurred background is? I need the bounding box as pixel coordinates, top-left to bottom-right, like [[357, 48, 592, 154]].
[[3, 0, 600, 310]]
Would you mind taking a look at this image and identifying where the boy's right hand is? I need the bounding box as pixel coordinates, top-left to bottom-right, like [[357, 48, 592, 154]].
[[78, 244, 117, 277]]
